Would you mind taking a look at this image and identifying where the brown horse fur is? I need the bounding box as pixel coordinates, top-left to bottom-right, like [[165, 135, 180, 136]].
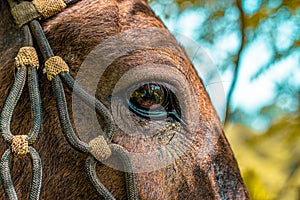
[[0, 0, 249, 199]]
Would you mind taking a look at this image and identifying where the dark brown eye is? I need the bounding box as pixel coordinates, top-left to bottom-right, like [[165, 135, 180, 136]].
[[129, 83, 168, 111], [127, 83, 184, 123]]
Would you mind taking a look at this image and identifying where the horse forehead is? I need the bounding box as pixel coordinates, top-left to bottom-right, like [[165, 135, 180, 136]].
[[43, 0, 164, 43], [42, 1, 201, 91], [39, 0, 208, 120], [40, 0, 166, 78]]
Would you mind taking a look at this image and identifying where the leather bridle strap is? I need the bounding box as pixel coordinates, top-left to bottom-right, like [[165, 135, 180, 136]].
[[0, 0, 139, 199]]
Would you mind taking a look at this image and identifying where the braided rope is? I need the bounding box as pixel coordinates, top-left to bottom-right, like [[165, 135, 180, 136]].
[[0, 148, 42, 200], [0, 149, 18, 200], [28, 147, 43, 200], [0, 24, 43, 199], [60, 72, 116, 140], [0, 1, 147, 200], [51, 76, 91, 153], [85, 144, 139, 200], [0, 67, 26, 144], [110, 144, 139, 200], [27, 66, 43, 145], [32, 0, 66, 19], [17, 8, 140, 200], [45, 56, 69, 81], [85, 156, 116, 200], [15, 46, 39, 68]]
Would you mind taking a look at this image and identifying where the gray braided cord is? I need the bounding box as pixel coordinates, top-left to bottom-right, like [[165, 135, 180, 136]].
[[28, 14, 140, 200], [0, 21, 42, 200], [0, 149, 17, 200], [27, 67, 42, 144], [110, 144, 139, 200], [28, 146, 43, 200], [0, 67, 26, 144], [51, 75, 90, 153], [85, 144, 139, 200], [60, 72, 115, 140], [0, 148, 42, 200], [85, 156, 116, 200]]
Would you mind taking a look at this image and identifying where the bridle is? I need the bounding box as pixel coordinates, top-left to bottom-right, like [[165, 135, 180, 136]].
[[0, 0, 139, 199]]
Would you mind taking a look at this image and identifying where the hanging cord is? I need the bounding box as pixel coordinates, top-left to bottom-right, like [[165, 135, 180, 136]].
[[28, 19, 139, 199], [28, 20, 108, 153], [5, 0, 139, 199], [60, 72, 115, 140], [6, 2, 139, 199], [85, 144, 139, 200], [0, 22, 43, 200], [28, 20, 115, 141]]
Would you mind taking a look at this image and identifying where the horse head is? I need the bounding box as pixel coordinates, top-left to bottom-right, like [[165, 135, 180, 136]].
[[0, 0, 249, 199]]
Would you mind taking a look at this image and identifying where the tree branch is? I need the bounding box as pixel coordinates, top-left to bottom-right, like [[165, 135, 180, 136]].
[[225, 0, 246, 124]]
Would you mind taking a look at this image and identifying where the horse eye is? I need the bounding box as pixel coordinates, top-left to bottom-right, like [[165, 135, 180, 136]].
[[127, 83, 173, 119], [130, 83, 168, 109]]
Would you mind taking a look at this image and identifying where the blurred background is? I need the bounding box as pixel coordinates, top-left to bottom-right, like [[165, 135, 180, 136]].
[[149, 0, 300, 199]]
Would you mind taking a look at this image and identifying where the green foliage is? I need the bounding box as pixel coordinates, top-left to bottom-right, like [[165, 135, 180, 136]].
[[226, 113, 300, 199], [150, 0, 300, 121]]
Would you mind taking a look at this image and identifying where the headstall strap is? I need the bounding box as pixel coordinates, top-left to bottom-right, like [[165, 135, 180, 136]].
[[0, 0, 139, 200], [10, 2, 40, 28]]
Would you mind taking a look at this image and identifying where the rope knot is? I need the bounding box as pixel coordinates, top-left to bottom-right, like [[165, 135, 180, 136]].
[[45, 56, 69, 81], [89, 136, 112, 161], [12, 135, 29, 158], [15, 47, 39, 69], [32, 0, 66, 19]]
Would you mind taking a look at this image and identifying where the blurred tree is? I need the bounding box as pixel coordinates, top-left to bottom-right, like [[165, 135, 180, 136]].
[[226, 112, 300, 200], [150, 0, 300, 199], [150, 0, 300, 128]]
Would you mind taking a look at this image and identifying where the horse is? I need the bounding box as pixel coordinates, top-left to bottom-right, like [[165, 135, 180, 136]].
[[0, 0, 249, 199]]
